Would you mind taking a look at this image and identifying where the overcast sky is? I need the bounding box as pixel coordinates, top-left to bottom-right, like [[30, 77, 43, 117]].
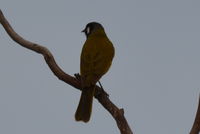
[[0, 0, 200, 134]]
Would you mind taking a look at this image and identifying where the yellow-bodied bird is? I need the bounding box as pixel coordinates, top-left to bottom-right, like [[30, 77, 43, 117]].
[[75, 22, 115, 122]]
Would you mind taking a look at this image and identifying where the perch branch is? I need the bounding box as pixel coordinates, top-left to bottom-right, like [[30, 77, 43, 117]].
[[0, 10, 133, 134], [189, 95, 200, 134]]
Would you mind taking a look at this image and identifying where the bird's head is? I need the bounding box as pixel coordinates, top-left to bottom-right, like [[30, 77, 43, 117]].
[[82, 22, 104, 38]]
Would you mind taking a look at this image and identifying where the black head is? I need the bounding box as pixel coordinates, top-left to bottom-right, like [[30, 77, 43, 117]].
[[82, 22, 104, 38]]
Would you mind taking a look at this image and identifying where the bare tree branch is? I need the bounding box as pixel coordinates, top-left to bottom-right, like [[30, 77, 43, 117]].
[[190, 95, 200, 134], [0, 10, 133, 134]]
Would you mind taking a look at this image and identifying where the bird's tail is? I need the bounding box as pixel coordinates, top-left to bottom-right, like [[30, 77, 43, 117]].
[[75, 86, 95, 122]]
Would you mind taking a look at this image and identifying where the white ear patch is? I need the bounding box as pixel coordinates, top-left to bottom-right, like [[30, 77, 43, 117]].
[[86, 27, 90, 35]]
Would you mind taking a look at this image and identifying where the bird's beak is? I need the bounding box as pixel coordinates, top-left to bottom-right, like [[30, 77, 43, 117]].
[[81, 28, 86, 33]]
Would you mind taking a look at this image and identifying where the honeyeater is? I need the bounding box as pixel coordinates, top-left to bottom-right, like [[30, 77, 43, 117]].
[[75, 22, 115, 122]]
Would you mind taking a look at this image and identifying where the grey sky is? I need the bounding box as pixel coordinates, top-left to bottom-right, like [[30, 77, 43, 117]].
[[0, 0, 200, 134]]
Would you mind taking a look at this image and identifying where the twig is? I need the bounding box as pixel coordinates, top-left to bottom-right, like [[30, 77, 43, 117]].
[[0, 10, 133, 134], [189, 95, 200, 134]]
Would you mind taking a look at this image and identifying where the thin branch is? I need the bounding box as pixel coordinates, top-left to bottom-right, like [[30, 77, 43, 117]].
[[0, 10, 133, 134], [189, 95, 200, 134]]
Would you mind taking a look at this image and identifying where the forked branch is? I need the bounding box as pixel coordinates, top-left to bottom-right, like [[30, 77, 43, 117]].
[[0, 10, 133, 134]]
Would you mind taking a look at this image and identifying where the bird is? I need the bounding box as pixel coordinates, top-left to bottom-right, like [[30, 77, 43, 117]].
[[75, 22, 115, 122]]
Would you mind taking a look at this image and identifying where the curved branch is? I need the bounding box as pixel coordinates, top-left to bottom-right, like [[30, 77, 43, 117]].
[[190, 95, 200, 134], [0, 10, 133, 134]]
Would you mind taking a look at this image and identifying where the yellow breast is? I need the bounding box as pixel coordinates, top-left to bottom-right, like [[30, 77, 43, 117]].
[[80, 29, 115, 87]]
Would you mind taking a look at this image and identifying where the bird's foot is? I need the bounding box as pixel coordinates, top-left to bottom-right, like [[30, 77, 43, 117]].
[[98, 81, 109, 97], [74, 73, 81, 81]]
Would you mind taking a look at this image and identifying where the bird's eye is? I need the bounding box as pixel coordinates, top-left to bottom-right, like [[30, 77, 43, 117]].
[[86, 27, 90, 35]]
